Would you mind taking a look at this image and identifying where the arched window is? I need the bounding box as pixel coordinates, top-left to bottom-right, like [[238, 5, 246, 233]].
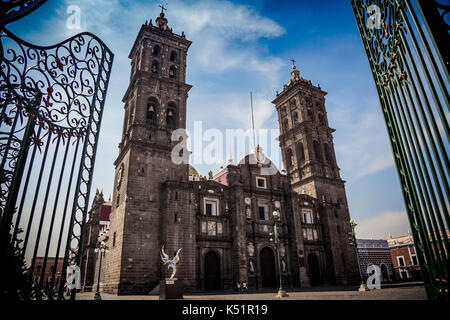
[[169, 65, 177, 79], [146, 97, 158, 125], [313, 140, 321, 161], [151, 61, 159, 74], [152, 45, 160, 56], [166, 101, 177, 129], [293, 112, 298, 123], [170, 51, 177, 62], [324, 143, 332, 163], [296, 142, 305, 163]]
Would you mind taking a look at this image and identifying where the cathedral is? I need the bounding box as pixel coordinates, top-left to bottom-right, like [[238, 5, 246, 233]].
[[81, 10, 359, 295]]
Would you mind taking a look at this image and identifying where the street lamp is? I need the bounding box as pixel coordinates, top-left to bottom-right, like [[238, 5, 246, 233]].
[[349, 219, 368, 292], [272, 210, 288, 298], [94, 241, 109, 300]]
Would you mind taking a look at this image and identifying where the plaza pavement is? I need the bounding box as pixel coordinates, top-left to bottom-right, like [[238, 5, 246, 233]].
[[76, 282, 427, 300]]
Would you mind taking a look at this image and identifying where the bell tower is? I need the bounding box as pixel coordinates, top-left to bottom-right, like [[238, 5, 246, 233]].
[[103, 9, 192, 294], [272, 64, 359, 285]]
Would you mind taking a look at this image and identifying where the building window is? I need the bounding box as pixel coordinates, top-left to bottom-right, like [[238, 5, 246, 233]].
[[146, 97, 158, 125], [151, 61, 159, 74], [166, 102, 177, 129], [256, 177, 267, 189], [313, 140, 322, 161], [324, 143, 332, 163], [36, 265, 42, 273], [152, 45, 160, 56], [302, 210, 314, 224], [205, 199, 218, 216], [258, 204, 269, 221], [113, 232, 116, 247], [411, 255, 418, 266], [169, 65, 177, 79], [170, 50, 177, 62], [217, 222, 223, 234], [398, 256, 405, 267], [296, 142, 305, 163], [116, 194, 120, 207]]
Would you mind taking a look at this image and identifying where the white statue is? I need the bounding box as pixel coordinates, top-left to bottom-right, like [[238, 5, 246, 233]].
[[247, 243, 255, 256], [160, 246, 182, 280], [280, 245, 285, 257], [246, 207, 251, 219]]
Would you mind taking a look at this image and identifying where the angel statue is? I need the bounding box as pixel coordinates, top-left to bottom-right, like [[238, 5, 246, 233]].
[[160, 246, 182, 280]]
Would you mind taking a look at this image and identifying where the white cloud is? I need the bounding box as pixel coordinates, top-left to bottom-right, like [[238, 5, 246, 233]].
[[170, 0, 285, 40], [330, 97, 395, 180], [355, 211, 411, 239], [61, 0, 286, 79]]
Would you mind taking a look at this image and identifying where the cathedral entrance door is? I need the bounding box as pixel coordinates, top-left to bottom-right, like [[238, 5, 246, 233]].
[[260, 247, 276, 288], [307, 253, 322, 286], [204, 251, 221, 290]]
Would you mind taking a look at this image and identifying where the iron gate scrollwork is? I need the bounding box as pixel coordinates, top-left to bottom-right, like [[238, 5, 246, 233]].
[[351, 0, 449, 300], [0, 0, 114, 300]]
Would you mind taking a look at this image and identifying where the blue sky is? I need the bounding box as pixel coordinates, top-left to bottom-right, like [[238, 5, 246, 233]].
[[8, 0, 411, 239]]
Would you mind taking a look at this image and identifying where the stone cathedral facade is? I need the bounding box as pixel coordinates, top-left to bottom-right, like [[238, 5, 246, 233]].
[[85, 11, 359, 295]]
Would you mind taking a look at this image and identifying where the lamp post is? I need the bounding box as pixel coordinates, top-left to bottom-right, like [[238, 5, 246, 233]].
[[272, 210, 288, 298], [349, 219, 368, 292], [94, 241, 109, 300]]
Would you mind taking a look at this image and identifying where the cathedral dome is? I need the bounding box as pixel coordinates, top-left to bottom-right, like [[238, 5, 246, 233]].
[[237, 146, 280, 175]]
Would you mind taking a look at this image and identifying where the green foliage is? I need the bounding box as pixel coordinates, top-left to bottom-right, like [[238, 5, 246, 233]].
[[0, 227, 33, 300]]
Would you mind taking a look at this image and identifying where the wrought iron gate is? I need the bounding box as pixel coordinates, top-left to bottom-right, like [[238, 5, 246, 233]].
[[0, 0, 114, 300], [351, 0, 449, 299]]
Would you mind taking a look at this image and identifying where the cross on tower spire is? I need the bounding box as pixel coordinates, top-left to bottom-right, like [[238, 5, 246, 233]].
[[291, 58, 296, 66], [159, 4, 167, 14]]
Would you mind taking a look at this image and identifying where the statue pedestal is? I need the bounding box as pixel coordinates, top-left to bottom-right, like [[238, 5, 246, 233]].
[[159, 279, 184, 300]]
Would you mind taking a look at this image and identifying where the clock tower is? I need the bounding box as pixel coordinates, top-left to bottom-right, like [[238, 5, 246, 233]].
[[103, 10, 192, 294]]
